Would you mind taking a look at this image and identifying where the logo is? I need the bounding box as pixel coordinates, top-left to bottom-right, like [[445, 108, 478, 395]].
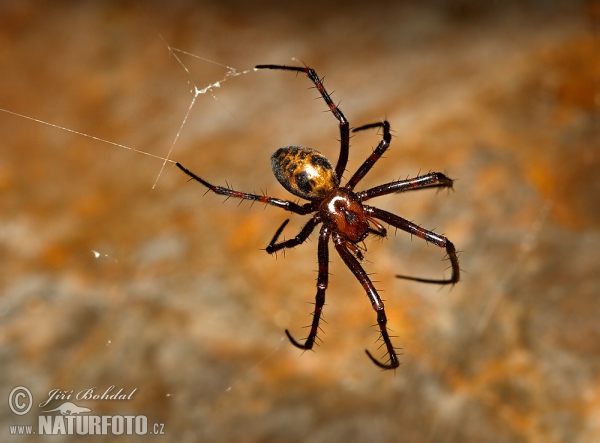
[[7, 385, 165, 436], [42, 402, 91, 415]]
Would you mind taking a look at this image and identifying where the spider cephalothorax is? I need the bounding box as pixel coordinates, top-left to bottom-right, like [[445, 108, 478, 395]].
[[177, 64, 460, 369]]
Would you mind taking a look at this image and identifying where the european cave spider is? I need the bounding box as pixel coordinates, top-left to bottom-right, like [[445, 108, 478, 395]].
[[176, 64, 460, 370]]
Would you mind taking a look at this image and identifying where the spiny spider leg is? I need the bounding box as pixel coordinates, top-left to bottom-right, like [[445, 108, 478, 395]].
[[267, 219, 291, 250], [266, 216, 322, 254], [357, 172, 454, 202], [354, 121, 390, 132], [332, 232, 400, 370], [255, 64, 350, 180], [285, 226, 331, 350], [365, 206, 460, 285], [345, 121, 391, 191], [176, 163, 315, 215]]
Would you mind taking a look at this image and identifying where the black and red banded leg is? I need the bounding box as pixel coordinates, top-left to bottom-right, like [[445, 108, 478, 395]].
[[332, 232, 400, 370], [176, 162, 315, 215], [254, 64, 350, 180], [345, 121, 391, 191], [357, 172, 454, 202], [266, 216, 321, 254], [285, 226, 331, 351], [366, 206, 460, 285]]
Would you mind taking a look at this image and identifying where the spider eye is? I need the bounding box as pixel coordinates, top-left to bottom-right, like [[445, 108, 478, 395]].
[[271, 146, 338, 200]]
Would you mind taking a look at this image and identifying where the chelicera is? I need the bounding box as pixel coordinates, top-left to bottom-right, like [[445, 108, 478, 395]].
[[176, 64, 459, 370]]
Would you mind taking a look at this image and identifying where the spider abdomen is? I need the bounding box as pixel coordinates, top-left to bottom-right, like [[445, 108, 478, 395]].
[[271, 146, 339, 200]]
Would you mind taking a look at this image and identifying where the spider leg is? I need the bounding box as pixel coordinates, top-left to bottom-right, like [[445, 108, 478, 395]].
[[345, 121, 391, 190], [176, 163, 315, 215], [285, 226, 331, 351], [365, 206, 460, 285], [332, 232, 400, 370], [357, 172, 454, 202], [266, 216, 321, 254], [255, 64, 350, 180]]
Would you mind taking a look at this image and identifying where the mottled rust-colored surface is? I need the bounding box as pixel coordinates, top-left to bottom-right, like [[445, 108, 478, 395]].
[[1, 1, 598, 442]]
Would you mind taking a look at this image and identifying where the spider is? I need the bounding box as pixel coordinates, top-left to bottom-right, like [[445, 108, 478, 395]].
[[176, 64, 459, 370]]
